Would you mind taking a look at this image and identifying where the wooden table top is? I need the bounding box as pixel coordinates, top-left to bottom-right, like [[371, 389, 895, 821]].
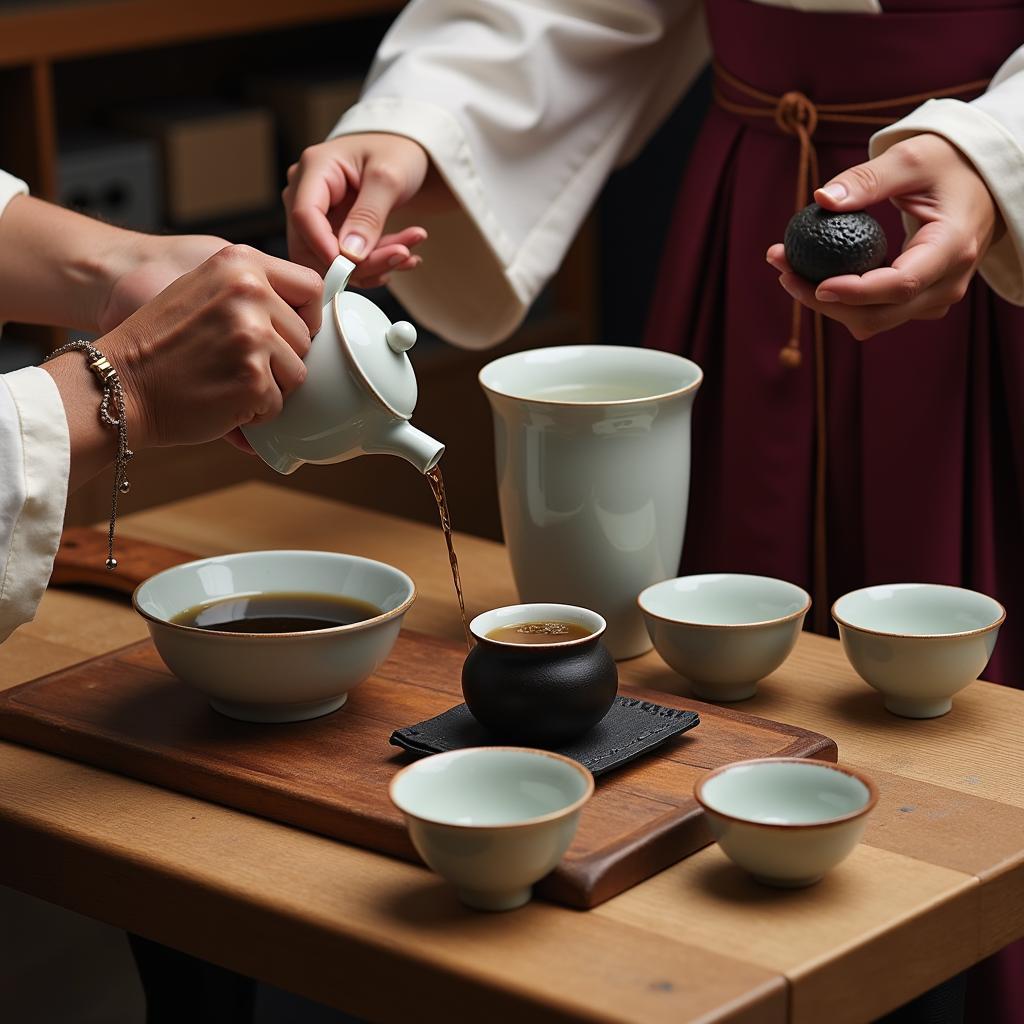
[[2, 482, 1021, 1024]]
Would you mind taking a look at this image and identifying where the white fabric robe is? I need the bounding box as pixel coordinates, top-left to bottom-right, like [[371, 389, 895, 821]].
[[330, 0, 1024, 349], [0, 170, 69, 644], [0, 169, 143, 1024]]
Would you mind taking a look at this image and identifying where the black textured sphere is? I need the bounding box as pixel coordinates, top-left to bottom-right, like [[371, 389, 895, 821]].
[[784, 203, 887, 283]]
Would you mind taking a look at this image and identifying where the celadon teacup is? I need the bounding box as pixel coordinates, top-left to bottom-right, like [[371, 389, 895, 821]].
[[638, 574, 810, 701], [694, 758, 878, 887], [479, 345, 702, 660], [832, 583, 1004, 718], [389, 747, 593, 911]]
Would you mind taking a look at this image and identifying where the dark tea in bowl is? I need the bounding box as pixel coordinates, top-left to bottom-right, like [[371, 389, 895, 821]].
[[463, 603, 617, 746], [133, 550, 415, 722], [171, 592, 382, 633]]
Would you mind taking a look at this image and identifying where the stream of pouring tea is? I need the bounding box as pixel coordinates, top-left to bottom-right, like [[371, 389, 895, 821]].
[[426, 465, 472, 650]]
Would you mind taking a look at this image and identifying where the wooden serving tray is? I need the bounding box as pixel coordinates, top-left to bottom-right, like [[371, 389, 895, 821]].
[[0, 630, 836, 908]]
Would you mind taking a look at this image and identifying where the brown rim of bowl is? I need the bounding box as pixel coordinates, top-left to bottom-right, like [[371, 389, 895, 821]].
[[693, 758, 879, 830], [478, 346, 703, 408], [637, 578, 811, 631], [131, 553, 416, 640], [469, 605, 607, 650], [831, 585, 1006, 641], [389, 747, 595, 831]]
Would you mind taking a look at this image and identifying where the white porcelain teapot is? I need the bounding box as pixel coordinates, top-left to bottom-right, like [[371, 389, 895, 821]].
[[242, 255, 444, 475]]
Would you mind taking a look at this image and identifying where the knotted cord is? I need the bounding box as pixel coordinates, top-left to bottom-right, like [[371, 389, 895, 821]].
[[712, 60, 988, 632]]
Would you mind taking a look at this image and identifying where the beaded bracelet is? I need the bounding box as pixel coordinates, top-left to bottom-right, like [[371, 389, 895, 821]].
[[43, 341, 133, 570]]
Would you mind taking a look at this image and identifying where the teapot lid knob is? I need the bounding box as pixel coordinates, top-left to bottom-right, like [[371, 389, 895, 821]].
[[386, 321, 417, 353]]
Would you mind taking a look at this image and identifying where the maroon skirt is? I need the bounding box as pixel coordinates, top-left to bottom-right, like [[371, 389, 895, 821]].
[[644, 1, 1024, 1019], [648, 0, 1024, 684]]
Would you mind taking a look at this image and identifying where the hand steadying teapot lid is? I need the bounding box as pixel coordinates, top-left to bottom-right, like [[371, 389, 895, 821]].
[[325, 255, 419, 419]]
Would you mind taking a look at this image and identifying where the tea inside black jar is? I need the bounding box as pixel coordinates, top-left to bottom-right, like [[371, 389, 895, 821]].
[[171, 592, 382, 634], [485, 620, 594, 645]]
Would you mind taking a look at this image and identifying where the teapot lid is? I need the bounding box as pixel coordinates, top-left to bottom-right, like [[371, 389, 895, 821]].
[[334, 291, 419, 419]]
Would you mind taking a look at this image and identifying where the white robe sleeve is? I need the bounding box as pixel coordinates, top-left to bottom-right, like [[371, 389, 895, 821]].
[[330, 0, 708, 348], [0, 368, 70, 642], [870, 44, 1024, 305], [0, 170, 71, 642], [0, 169, 27, 217]]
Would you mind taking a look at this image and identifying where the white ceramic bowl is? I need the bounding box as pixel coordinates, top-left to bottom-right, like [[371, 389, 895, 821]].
[[694, 758, 878, 887], [389, 747, 594, 911], [832, 583, 1004, 718], [134, 550, 415, 722], [638, 574, 810, 701]]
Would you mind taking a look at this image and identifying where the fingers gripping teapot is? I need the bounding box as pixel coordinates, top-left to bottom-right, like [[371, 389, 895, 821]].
[[243, 256, 444, 475]]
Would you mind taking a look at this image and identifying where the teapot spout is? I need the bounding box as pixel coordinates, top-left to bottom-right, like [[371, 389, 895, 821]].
[[366, 420, 445, 474]]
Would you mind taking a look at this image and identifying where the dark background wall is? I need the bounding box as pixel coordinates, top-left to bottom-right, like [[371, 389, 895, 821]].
[[598, 70, 713, 346]]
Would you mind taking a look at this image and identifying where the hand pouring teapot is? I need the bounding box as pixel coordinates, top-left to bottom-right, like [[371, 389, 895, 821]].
[[243, 255, 444, 475]]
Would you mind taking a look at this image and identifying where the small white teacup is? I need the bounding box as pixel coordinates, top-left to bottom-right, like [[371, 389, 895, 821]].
[[389, 747, 593, 911], [832, 583, 1004, 718], [694, 758, 877, 887], [638, 574, 810, 701]]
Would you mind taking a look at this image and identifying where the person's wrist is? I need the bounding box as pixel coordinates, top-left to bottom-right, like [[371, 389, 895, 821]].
[[78, 226, 152, 332], [917, 132, 999, 239], [96, 321, 157, 451], [96, 233, 229, 334], [970, 166, 1001, 254]]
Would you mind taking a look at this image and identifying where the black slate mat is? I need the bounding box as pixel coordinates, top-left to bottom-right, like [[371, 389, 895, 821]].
[[390, 697, 700, 776]]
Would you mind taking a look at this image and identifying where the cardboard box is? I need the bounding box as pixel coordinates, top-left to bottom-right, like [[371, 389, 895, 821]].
[[120, 105, 276, 225], [249, 75, 363, 160]]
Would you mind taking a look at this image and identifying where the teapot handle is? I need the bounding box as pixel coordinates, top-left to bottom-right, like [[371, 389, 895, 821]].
[[322, 255, 356, 305]]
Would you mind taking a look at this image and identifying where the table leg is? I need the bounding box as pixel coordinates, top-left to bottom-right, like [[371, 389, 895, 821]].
[[127, 933, 256, 1024], [876, 973, 966, 1024]]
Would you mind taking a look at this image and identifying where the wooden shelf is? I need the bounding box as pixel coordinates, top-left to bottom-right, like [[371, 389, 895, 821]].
[[0, 0, 403, 67]]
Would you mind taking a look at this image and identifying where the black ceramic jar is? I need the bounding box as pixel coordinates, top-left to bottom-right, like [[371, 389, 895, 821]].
[[462, 603, 618, 747]]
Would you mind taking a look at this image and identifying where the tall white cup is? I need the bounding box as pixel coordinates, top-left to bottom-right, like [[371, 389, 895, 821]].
[[479, 346, 703, 659]]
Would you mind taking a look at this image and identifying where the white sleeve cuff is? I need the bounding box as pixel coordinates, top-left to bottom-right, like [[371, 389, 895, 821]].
[[0, 169, 28, 220], [870, 98, 1024, 305], [326, 0, 706, 349], [331, 99, 528, 349], [0, 367, 70, 642]]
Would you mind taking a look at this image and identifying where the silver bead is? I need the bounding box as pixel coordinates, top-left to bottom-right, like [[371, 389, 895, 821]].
[[105, 557, 118, 570], [119, 479, 131, 494], [125, 449, 134, 460]]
